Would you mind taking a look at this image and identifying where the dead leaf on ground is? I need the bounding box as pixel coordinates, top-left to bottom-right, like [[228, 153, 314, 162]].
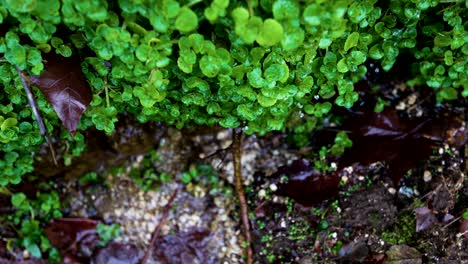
[[152, 228, 212, 264], [339, 241, 369, 262], [273, 159, 340, 207], [414, 206, 438, 232], [460, 219, 468, 239], [30, 53, 92, 136], [339, 109, 434, 185], [91, 242, 141, 264], [44, 218, 100, 259], [386, 245, 422, 264]]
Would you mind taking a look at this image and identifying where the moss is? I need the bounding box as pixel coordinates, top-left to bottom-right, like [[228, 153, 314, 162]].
[[381, 211, 417, 245]]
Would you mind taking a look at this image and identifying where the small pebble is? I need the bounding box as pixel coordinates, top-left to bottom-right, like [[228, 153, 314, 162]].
[[269, 183, 278, 192], [388, 187, 397, 195], [258, 189, 266, 198], [423, 170, 432, 182], [280, 220, 287, 228]]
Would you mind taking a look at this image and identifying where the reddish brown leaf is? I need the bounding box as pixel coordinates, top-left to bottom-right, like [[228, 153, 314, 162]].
[[339, 241, 369, 262], [460, 219, 468, 239], [339, 109, 434, 185], [152, 228, 213, 264], [91, 242, 141, 264], [414, 206, 438, 232], [30, 54, 92, 136], [364, 253, 386, 264], [273, 159, 340, 207], [44, 218, 100, 259]]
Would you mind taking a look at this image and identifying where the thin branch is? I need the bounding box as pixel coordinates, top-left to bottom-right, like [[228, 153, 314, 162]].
[[16, 67, 58, 166], [141, 188, 178, 264], [442, 216, 461, 229], [232, 128, 253, 264]]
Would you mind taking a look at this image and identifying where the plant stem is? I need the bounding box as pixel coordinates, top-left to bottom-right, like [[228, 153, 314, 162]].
[[233, 128, 253, 264], [104, 77, 110, 108], [141, 188, 178, 264], [16, 66, 58, 166]]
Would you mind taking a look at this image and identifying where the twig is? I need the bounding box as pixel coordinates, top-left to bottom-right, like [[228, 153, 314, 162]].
[[141, 188, 178, 264], [232, 128, 253, 264], [16, 67, 58, 166], [442, 216, 461, 229]]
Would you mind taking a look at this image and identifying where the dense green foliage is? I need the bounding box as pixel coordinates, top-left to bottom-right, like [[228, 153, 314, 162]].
[[0, 0, 467, 183]]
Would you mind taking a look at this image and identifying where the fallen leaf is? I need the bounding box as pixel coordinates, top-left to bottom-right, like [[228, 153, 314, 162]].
[[386, 245, 422, 264], [338, 109, 434, 185], [414, 206, 438, 232], [273, 159, 340, 207], [152, 228, 213, 264], [364, 253, 386, 264], [460, 219, 468, 239], [30, 53, 92, 136], [44, 218, 99, 259], [339, 241, 369, 262], [91, 242, 141, 264]]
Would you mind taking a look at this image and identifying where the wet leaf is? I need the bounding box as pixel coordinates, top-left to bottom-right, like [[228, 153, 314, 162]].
[[339, 109, 434, 185], [273, 159, 340, 207], [363, 253, 386, 264], [385, 245, 421, 264], [414, 206, 438, 232], [459, 219, 468, 239], [30, 54, 92, 136], [152, 228, 212, 264], [44, 218, 99, 259], [339, 241, 369, 262], [91, 242, 141, 264]]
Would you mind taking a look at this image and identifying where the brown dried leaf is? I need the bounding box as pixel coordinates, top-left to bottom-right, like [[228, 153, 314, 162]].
[[44, 218, 99, 259], [339, 109, 434, 185], [30, 54, 92, 136], [460, 219, 468, 239], [273, 159, 340, 207], [414, 206, 438, 232], [152, 228, 213, 264], [386, 245, 422, 264], [91, 242, 141, 264]]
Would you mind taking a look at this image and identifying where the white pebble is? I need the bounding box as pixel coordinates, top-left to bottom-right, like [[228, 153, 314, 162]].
[[269, 184, 278, 192], [388, 187, 397, 195], [258, 189, 266, 198], [423, 170, 432, 182], [280, 220, 287, 228], [341, 176, 348, 183]]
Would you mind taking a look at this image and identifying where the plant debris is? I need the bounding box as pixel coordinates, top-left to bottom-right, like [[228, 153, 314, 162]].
[[44, 218, 99, 260], [414, 206, 438, 232], [91, 242, 141, 264], [273, 159, 339, 207], [30, 54, 92, 136], [339, 108, 434, 185], [151, 228, 212, 264], [385, 245, 421, 264]]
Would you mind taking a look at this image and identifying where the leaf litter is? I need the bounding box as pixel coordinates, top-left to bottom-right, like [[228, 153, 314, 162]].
[[30, 53, 92, 136]]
